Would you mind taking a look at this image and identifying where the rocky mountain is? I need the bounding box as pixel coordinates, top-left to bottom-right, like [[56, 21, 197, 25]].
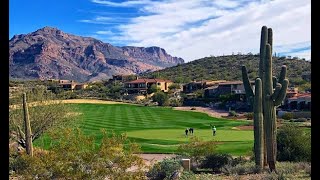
[[9, 26, 184, 82]]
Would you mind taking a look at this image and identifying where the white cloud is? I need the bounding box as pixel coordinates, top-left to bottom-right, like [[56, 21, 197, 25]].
[[96, 30, 114, 35], [91, 0, 311, 62], [79, 16, 131, 25], [285, 49, 311, 60], [91, 0, 153, 7]]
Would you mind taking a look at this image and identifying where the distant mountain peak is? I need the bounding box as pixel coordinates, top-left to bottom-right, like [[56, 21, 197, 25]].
[[9, 27, 184, 82]]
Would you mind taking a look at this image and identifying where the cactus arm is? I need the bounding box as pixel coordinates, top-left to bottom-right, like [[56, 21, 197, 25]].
[[274, 79, 289, 106], [268, 28, 273, 54], [278, 65, 287, 84], [271, 83, 281, 101], [253, 78, 264, 169], [242, 66, 254, 97], [259, 26, 268, 79], [272, 76, 277, 89]]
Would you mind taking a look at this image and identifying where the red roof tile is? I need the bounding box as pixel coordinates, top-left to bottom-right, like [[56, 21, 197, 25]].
[[125, 78, 172, 83]]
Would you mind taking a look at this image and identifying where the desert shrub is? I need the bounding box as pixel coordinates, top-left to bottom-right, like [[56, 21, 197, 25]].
[[200, 153, 232, 172], [177, 136, 217, 163], [295, 118, 307, 122], [152, 92, 168, 106], [148, 84, 160, 94], [230, 156, 249, 166], [263, 172, 286, 180], [180, 172, 216, 179], [305, 164, 311, 177], [282, 112, 294, 120], [168, 98, 183, 107], [292, 111, 311, 118], [147, 158, 182, 180], [245, 112, 253, 120], [10, 128, 146, 180], [179, 171, 196, 179], [168, 83, 181, 91], [277, 124, 311, 162], [221, 161, 257, 175], [277, 161, 311, 176], [228, 110, 238, 117], [9, 148, 29, 175], [57, 90, 78, 99]]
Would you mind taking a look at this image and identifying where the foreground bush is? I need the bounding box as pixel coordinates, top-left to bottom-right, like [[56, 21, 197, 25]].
[[200, 153, 233, 172], [10, 128, 146, 180], [147, 158, 182, 180], [177, 136, 217, 163], [282, 112, 294, 120], [277, 124, 311, 162]]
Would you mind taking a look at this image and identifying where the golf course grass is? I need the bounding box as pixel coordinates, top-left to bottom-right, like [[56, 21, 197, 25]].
[[35, 103, 254, 156]]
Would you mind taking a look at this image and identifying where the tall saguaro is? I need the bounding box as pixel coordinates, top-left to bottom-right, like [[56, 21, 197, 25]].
[[242, 26, 289, 172], [23, 93, 33, 156]]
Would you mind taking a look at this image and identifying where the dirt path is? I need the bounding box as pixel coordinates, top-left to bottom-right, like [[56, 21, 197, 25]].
[[127, 154, 177, 172], [9, 99, 129, 109], [61, 99, 131, 104], [138, 153, 176, 166], [173, 106, 229, 118]]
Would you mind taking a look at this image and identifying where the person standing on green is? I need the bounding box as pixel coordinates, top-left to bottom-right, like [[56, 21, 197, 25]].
[[210, 124, 217, 136]]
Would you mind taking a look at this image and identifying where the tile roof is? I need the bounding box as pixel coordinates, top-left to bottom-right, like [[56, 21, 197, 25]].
[[125, 78, 172, 83], [218, 81, 254, 85], [287, 93, 311, 100]]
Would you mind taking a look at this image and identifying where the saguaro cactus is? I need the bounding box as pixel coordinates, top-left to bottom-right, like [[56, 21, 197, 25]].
[[23, 93, 33, 156], [242, 26, 289, 172]]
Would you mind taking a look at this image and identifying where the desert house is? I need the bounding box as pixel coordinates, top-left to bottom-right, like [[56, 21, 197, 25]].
[[204, 80, 255, 98], [183, 80, 226, 93], [285, 93, 311, 111], [58, 80, 88, 91], [124, 78, 173, 94], [110, 74, 138, 83]]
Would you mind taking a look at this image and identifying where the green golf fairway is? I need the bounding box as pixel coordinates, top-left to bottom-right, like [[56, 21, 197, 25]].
[[34, 103, 253, 155]]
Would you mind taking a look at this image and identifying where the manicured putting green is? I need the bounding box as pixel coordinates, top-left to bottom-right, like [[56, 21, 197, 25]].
[[35, 103, 253, 155]]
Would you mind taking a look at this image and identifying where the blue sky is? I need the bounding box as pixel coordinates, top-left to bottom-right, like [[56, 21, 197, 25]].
[[10, 0, 311, 62]]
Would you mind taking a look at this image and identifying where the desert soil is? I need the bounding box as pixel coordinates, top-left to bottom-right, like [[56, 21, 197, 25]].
[[173, 106, 230, 118], [60, 99, 128, 104]]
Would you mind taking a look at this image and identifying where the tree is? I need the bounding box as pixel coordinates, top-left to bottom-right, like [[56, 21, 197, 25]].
[[168, 83, 181, 91], [152, 92, 168, 106], [9, 86, 76, 150], [147, 84, 160, 94]]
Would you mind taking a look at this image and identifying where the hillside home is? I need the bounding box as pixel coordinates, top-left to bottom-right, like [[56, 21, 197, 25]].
[[285, 92, 311, 111], [110, 74, 138, 83], [59, 80, 88, 91], [212, 81, 255, 97], [183, 80, 226, 93], [124, 78, 173, 94]]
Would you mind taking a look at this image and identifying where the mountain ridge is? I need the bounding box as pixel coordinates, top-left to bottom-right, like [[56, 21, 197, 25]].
[[9, 26, 184, 82]]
